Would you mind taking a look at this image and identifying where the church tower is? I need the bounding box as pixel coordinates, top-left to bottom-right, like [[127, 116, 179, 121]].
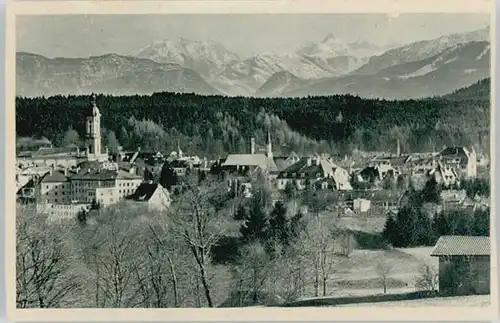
[[266, 130, 273, 160], [85, 93, 102, 159]]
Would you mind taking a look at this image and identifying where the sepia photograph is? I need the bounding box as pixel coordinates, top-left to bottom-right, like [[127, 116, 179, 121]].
[[5, 0, 496, 320]]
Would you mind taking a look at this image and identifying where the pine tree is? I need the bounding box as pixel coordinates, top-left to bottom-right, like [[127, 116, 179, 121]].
[[395, 206, 418, 247], [159, 165, 178, 190], [382, 213, 399, 246], [472, 208, 489, 236], [269, 201, 289, 245], [421, 178, 441, 204], [413, 211, 434, 246], [240, 197, 270, 242], [432, 211, 451, 238]]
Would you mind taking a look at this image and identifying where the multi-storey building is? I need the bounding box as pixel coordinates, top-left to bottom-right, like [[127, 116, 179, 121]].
[[437, 146, 477, 179], [35, 162, 143, 220]]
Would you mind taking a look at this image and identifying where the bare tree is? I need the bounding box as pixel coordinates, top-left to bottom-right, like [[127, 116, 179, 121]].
[[230, 242, 273, 306], [135, 211, 192, 308], [376, 260, 394, 294], [16, 207, 81, 308], [174, 174, 226, 307], [338, 231, 356, 257], [305, 216, 339, 297], [77, 205, 145, 308], [414, 263, 439, 292]]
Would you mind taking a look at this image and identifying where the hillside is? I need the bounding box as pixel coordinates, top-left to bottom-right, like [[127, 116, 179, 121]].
[[16, 79, 491, 157], [255, 71, 311, 97], [442, 78, 490, 101], [16, 52, 220, 97]]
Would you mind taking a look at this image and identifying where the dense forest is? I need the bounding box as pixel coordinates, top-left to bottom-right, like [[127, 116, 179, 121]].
[[16, 78, 490, 157]]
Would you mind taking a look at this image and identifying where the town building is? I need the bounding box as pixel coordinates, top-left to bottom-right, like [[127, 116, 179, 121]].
[[437, 146, 477, 178], [221, 133, 278, 176], [126, 182, 172, 211], [276, 155, 352, 191], [34, 163, 143, 220], [431, 235, 490, 295], [428, 161, 460, 188]]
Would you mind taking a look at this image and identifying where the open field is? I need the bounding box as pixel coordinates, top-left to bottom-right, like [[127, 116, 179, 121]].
[[336, 214, 387, 233], [329, 247, 436, 296], [336, 294, 490, 307]]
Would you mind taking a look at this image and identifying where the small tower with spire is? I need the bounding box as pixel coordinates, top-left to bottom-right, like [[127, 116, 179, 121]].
[[177, 139, 184, 158], [266, 129, 273, 160], [85, 93, 102, 160]]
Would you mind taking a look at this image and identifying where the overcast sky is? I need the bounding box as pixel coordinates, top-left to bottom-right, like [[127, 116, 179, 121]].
[[17, 13, 490, 59]]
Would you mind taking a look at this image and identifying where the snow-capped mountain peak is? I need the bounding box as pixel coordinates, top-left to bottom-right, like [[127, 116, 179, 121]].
[[137, 38, 240, 78]]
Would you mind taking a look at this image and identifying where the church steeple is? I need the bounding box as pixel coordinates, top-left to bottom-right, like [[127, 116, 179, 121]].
[[266, 129, 273, 160], [177, 139, 183, 158], [85, 93, 102, 159]]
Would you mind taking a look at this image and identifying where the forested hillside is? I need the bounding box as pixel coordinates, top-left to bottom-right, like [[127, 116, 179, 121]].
[[16, 79, 490, 157]]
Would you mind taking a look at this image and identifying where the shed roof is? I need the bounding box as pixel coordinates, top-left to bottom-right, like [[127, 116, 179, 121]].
[[430, 235, 490, 256]]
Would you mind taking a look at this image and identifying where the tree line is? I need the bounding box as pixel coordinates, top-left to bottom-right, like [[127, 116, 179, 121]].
[[16, 85, 490, 157], [382, 178, 490, 248]]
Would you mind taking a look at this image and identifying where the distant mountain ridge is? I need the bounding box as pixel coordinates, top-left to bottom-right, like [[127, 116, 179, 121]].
[[277, 41, 490, 99], [351, 26, 490, 75], [16, 52, 219, 97], [16, 26, 490, 99]]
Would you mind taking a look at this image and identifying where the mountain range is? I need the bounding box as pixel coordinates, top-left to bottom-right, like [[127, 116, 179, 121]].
[[16, 26, 490, 99]]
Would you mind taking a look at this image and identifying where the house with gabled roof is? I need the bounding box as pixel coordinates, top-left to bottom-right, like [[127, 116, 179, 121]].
[[276, 156, 352, 191], [437, 146, 477, 178], [369, 155, 412, 172], [431, 235, 490, 295], [126, 182, 171, 212], [428, 161, 460, 188]]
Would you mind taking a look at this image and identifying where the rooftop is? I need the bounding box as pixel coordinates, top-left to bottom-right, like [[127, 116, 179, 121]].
[[40, 170, 69, 183], [431, 235, 490, 257], [223, 154, 278, 172]]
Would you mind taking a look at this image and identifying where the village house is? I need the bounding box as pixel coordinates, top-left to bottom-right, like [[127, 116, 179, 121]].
[[355, 164, 398, 189], [273, 151, 301, 172], [126, 182, 172, 211], [16, 165, 52, 191], [437, 146, 477, 178], [351, 198, 371, 213], [276, 155, 352, 191], [440, 189, 468, 209], [428, 161, 460, 188], [409, 156, 438, 176], [431, 235, 490, 295], [369, 155, 412, 173]]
